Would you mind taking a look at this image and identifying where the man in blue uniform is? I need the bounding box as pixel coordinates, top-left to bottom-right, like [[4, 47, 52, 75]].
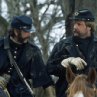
[[47, 9, 97, 97], [0, 15, 53, 97]]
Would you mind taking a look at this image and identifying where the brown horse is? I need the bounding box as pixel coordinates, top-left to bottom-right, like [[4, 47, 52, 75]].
[[66, 66, 97, 97]]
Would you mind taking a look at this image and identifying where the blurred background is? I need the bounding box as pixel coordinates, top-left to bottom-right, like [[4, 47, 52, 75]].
[[0, 0, 97, 97]]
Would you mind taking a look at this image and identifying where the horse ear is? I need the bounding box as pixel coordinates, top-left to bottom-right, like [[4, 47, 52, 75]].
[[87, 68, 96, 84], [66, 66, 75, 84]]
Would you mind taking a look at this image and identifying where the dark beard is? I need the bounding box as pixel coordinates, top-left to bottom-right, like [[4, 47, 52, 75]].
[[17, 32, 29, 43], [73, 30, 80, 37]]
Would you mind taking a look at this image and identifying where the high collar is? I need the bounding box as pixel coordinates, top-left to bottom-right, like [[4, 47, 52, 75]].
[[73, 34, 94, 44], [9, 37, 27, 48]]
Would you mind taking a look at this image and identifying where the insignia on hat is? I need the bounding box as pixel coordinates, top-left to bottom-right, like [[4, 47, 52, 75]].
[[74, 12, 79, 16]]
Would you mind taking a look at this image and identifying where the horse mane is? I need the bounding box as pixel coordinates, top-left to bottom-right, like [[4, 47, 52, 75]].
[[66, 66, 97, 97]]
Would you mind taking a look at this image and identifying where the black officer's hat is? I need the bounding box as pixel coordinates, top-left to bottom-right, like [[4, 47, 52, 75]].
[[11, 15, 35, 33], [71, 9, 95, 21]]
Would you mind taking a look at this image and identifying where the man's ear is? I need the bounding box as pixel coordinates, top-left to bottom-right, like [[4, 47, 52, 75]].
[[14, 29, 18, 36], [87, 26, 91, 32]]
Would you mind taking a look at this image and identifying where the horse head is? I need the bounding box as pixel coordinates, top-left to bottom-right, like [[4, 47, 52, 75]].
[[66, 66, 97, 97]]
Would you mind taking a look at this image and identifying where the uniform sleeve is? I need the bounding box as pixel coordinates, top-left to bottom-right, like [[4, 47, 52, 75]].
[[30, 47, 53, 88], [46, 42, 68, 77]]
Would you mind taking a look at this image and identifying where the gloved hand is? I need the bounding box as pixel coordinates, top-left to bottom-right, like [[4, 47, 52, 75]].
[[0, 74, 11, 97], [61, 57, 87, 70], [61, 57, 73, 68], [0, 76, 6, 89], [0, 74, 10, 89]]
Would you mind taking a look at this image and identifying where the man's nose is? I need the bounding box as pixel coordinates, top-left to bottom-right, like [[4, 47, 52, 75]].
[[73, 23, 77, 32], [73, 23, 78, 29]]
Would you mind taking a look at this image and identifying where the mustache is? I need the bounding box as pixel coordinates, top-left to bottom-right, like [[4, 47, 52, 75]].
[[73, 30, 79, 36], [73, 30, 77, 33], [73, 29, 79, 33]]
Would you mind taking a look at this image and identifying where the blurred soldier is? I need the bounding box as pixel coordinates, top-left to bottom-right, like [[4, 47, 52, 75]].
[[0, 15, 53, 97], [47, 9, 97, 97]]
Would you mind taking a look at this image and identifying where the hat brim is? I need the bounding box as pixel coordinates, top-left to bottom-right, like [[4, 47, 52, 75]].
[[69, 17, 95, 21], [23, 28, 36, 33]]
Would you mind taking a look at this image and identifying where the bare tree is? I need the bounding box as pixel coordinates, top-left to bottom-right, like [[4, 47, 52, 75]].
[[0, 0, 97, 97]]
